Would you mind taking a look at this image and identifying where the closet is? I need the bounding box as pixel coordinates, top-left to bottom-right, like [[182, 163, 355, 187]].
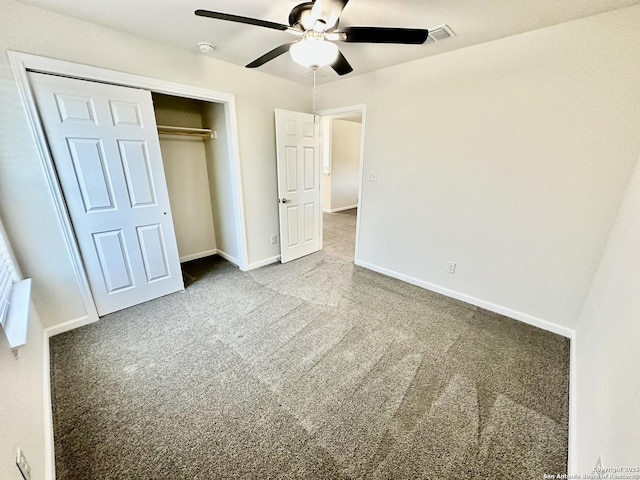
[[18, 53, 246, 319], [152, 93, 232, 264]]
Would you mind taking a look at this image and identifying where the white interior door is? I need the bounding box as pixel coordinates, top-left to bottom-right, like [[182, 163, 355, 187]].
[[275, 109, 321, 263], [29, 72, 183, 316]]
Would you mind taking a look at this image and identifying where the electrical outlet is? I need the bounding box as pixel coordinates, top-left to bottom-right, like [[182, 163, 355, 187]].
[[270, 234, 278, 245], [367, 170, 377, 182], [16, 447, 31, 480], [447, 261, 456, 274]]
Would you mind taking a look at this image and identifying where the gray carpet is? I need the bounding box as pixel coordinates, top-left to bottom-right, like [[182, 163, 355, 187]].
[[49, 209, 569, 479]]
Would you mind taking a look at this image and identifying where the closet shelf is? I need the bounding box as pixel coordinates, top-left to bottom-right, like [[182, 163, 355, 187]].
[[157, 125, 216, 139]]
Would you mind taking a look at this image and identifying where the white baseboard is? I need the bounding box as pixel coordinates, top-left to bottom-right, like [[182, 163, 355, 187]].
[[42, 329, 56, 480], [44, 314, 98, 337], [323, 204, 357, 213], [179, 249, 217, 263], [568, 333, 578, 474], [179, 248, 244, 271], [355, 259, 576, 338], [245, 255, 280, 271]]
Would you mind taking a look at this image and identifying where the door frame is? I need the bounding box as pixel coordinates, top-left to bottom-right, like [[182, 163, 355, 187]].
[[317, 104, 366, 263], [8, 51, 249, 330]]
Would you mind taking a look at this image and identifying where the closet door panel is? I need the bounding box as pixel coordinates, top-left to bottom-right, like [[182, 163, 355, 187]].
[[30, 72, 183, 315]]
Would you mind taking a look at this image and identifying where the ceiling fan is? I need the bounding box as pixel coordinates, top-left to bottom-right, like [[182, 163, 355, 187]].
[[195, 0, 429, 76]]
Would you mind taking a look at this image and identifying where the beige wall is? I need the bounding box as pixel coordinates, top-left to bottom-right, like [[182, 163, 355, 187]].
[[574, 152, 640, 472], [153, 94, 217, 262], [159, 135, 217, 261], [202, 102, 244, 262], [0, 0, 310, 328], [317, 5, 640, 330], [0, 307, 47, 480]]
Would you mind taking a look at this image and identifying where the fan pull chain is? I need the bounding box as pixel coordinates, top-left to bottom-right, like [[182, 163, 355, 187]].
[[312, 66, 317, 123]]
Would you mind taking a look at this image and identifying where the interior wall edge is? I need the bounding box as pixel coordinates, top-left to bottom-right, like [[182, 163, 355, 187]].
[[41, 327, 55, 480], [568, 332, 578, 475], [215, 249, 242, 270]]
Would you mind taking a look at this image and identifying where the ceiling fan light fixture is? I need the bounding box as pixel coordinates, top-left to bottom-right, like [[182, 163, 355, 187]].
[[290, 36, 339, 68], [195, 3, 429, 76]]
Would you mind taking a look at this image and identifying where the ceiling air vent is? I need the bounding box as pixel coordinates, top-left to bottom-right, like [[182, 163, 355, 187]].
[[428, 24, 456, 42]]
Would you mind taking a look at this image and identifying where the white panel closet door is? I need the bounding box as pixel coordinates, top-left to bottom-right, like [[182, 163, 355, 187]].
[[275, 109, 321, 263], [29, 72, 183, 316]]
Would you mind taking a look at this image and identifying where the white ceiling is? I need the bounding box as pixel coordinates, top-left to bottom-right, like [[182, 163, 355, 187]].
[[16, 0, 640, 84]]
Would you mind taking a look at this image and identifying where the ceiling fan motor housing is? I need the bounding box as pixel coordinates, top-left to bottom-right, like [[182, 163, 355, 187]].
[[289, 2, 337, 31]]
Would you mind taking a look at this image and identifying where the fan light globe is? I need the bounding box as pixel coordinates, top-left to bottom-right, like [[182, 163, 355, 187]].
[[290, 37, 339, 68]]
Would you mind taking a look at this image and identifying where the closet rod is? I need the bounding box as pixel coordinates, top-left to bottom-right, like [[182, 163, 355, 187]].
[[156, 125, 216, 139]]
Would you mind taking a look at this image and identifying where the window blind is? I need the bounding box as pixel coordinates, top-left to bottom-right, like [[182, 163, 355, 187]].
[[0, 217, 31, 348], [0, 229, 18, 328]]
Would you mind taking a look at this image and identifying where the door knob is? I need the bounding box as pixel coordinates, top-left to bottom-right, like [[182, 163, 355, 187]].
[[280, 198, 291, 204]]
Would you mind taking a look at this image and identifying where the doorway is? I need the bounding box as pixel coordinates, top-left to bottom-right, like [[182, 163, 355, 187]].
[[319, 105, 366, 263]]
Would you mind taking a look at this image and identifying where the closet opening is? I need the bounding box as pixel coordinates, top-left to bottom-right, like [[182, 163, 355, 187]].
[[151, 93, 240, 286]]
